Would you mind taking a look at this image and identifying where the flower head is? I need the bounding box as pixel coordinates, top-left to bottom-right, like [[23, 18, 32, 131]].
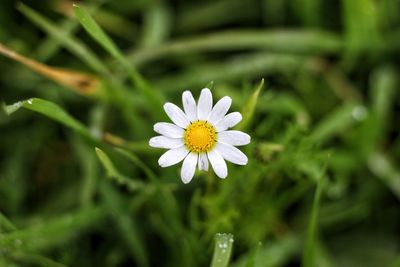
[[149, 88, 250, 183]]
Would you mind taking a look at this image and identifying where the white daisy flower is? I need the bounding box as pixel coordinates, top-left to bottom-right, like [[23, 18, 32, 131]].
[[149, 88, 251, 184]]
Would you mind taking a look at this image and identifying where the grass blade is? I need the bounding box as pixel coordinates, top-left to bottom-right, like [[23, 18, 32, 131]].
[[6, 250, 67, 267], [3, 98, 91, 139], [368, 152, 400, 200], [155, 53, 303, 92], [238, 79, 264, 131], [128, 30, 343, 65], [0, 207, 105, 251], [73, 4, 164, 118], [18, 3, 109, 75], [95, 147, 145, 191], [0, 212, 17, 233], [99, 180, 149, 267], [301, 166, 326, 267], [210, 233, 234, 267], [309, 102, 360, 143], [0, 42, 99, 95]]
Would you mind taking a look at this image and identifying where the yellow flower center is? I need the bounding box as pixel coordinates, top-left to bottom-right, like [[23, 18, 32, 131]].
[[184, 121, 217, 153]]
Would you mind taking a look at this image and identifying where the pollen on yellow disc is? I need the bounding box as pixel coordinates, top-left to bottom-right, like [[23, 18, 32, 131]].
[[184, 121, 217, 153]]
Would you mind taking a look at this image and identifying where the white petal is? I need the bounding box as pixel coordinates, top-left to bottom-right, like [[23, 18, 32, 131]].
[[215, 112, 242, 132], [215, 143, 248, 165], [208, 96, 232, 125], [149, 136, 184, 149], [154, 122, 184, 138], [181, 152, 198, 184], [198, 153, 209, 171], [197, 88, 213, 120], [158, 146, 189, 167], [207, 149, 227, 178], [182, 91, 198, 122], [217, 130, 250, 146], [164, 102, 190, 128]]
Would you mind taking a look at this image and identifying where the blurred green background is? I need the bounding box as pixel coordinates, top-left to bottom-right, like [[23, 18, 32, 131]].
[[1, 0, 400, 266]]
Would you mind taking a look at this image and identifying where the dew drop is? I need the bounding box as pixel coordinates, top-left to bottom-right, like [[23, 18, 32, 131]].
[[352, 105, 367, 121]]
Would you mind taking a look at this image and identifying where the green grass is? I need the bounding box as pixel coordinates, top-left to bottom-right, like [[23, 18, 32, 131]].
[[1, 0, 400, 266]]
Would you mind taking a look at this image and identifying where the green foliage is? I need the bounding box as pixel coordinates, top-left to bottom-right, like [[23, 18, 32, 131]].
[[1, 0, 400, 266]]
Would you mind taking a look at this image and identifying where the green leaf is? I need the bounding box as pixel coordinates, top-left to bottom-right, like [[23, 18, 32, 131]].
[[3, 98, 91, 139], [210, 233, 234, 267], [238, 79, 264, 131]]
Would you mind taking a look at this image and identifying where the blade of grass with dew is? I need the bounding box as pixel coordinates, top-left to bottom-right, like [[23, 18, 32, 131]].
[[128, 30, 343, 65], [99, 180, 149, 267], [237, 79, 264, 131], [95, 147, 145, 191], [0, 206, 105, 252], [210, 233, 234, 267], [73, 4, 164, 119], [18, 3, 109, 75], [3, 98, 92, 139], [1, 99, 133, 160], [301, 165, 326, 267]]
